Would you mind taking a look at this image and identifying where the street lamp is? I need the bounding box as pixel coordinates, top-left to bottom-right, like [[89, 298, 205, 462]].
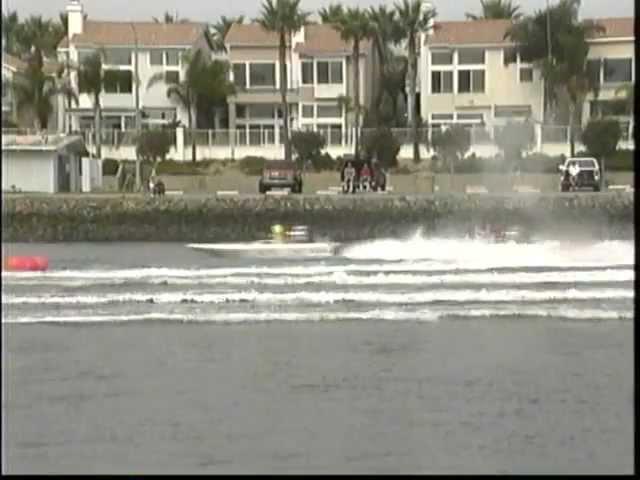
[[130, 22, 141, 191]]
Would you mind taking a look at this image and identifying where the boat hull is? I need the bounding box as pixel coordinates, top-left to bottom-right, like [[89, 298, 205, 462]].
[[186, 241, 340, 257]]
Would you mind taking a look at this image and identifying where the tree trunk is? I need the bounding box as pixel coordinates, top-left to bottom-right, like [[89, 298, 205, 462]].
[[189, 103, 196, 163], [353, 40, 361, 161], [408, 37, 419, 164], [568, 101, 575, 157], [279, 32, 290, 162], [94, 96, 102, 160]]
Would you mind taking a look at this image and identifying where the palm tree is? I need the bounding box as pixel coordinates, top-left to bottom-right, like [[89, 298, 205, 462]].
[[465, 0, 522, 21], [395, 0, 437, 165], [147, 50, 235, 162], [2, 10, 21, 56], [506, 0, 603, 148], [14, 15, 64, 59], [330, 7, 375, 161], [207, 15, 245, 53], [10, 48, 77, 131], [367, 5, 405, 125], [152, 11, 189, 23], [257, 0, 310, 164], [318, 4, 344, 24], [77, 50, 106, 158]]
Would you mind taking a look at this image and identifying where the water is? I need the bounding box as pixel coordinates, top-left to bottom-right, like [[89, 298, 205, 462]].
[[1, 234, 635, 473]]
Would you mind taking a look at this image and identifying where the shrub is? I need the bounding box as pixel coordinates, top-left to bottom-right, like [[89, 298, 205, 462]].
[[430, 125, 471, 175], [362, 127, 400, 169], [135, 129, 174, 163], [581, 119, 622, 162], [575, 149, 634, 171], [238, 156, 267, 176], [291, 130, 326, 168], [312, 152, 336, 171], [102, 158, 119, 175]]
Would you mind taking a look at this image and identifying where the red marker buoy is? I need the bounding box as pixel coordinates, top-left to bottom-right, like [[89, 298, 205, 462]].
[[3, 256, 49, 271]]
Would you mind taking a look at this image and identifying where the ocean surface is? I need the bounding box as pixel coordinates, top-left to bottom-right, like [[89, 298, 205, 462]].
[[1, 233, 635, 473]]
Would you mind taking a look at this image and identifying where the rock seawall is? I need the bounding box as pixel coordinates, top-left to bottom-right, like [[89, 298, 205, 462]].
[[2, 193, 634, 242]]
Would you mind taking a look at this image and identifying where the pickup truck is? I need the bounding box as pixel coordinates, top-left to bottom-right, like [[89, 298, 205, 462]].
[[558, 157, 601, 192]]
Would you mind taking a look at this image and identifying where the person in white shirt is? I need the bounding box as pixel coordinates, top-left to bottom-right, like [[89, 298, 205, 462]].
[[567, 161, 580, 190]]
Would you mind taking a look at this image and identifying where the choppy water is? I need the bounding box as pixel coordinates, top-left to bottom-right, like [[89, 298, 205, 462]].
[[1, 234, 635, 473]]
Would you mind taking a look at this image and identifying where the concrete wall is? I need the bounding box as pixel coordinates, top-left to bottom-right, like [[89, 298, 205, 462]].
[[2, 192, 633, 243], [2, 152, 56, 193], [101, 171, 634, 195]]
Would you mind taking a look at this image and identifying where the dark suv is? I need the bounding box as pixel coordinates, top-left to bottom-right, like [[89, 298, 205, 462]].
[[259, 160, 303, 194]]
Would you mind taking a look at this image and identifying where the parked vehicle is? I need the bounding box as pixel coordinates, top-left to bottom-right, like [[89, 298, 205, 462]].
[[558, 157, 601, 192], [259, 160, 303, 194]]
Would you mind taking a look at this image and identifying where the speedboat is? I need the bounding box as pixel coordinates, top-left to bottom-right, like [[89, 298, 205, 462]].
[[186, 225, 340, 258], [186, 240, 339, 257]]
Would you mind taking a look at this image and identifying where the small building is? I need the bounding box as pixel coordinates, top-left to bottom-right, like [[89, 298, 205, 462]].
[[1, 133, 101, 193]]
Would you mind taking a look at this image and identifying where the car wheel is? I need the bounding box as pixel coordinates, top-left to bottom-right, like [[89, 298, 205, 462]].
[[258, 182, 266, 194], [594, 185, 600, 192]]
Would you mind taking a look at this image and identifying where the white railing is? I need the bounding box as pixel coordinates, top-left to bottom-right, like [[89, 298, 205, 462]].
[[3, 119, 633, 161]]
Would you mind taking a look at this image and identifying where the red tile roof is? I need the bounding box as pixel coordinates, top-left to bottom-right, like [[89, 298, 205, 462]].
[[426, 16, 634, 45], [58, 20, 205, 49], [226, 23, 370, 55]]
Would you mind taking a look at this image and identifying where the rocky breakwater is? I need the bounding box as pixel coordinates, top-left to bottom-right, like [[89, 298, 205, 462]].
[[2, 192, 634, 242]]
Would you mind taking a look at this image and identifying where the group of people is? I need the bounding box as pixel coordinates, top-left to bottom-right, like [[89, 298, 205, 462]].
[[341, 161, 382, 194]]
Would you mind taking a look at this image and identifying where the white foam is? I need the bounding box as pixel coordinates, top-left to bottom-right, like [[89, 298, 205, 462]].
[[2, 287, 633, 306], [340, 237, 634, 267], [4, 269, 633, 287], [3, 306, 631, 324]]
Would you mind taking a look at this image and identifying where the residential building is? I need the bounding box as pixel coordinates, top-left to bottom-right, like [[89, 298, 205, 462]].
[[57, 0, 211, 133], [420, 19, 544, 132], [419, 16, 634, 134], [583, 17, 634, 128], [225, 22, 378, 148]]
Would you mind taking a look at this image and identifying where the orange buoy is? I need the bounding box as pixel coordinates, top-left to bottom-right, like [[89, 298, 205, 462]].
[[3, 256, 49, 272]]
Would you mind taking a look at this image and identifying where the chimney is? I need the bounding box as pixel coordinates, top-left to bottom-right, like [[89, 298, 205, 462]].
[[66, 0, 84, 41], [421, 1, 435, 35]]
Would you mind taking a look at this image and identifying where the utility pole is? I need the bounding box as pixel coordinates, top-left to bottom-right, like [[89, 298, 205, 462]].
[[130, 22, 141, 191]]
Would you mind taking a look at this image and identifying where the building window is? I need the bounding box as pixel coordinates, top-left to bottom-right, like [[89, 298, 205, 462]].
[[301, 104, 314, 118], [603, 58, 632, 83], [494, 105, 532, 120], [458, 48, 485, 65], [236, 105, 247, 119], [456, 113, 484, 123], [165, 50, 181, 67], [431, 51, 453, 65], [587, 59, 601, 85], [458, 70, 484, 93], [232, 63, 246, 88], [519, 67, 533, 82], [431, 71, 453, 94], [590, 99, 628, 117], [150, 50, 163, 66], [104, 49, 132, 66], [165, 71, 179, 84], [431, 113, 454, 121], [301, 61, 314, 84], [248, 104, 274, 119], [249, 63, 276, 87], [103, 70, 132, 93], [317, 61, 342, 84], [503, 46, 517, 65], [317, 104, 341, 118]]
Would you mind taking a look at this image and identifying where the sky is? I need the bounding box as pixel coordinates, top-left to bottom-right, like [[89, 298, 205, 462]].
[[3, 0, 635, 23]]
